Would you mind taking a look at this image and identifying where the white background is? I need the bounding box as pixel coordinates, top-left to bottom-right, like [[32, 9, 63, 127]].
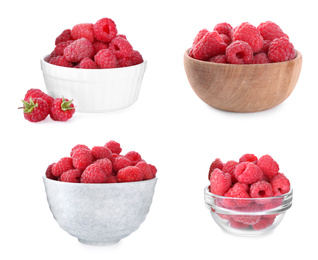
[[1, 0, 317, 259]]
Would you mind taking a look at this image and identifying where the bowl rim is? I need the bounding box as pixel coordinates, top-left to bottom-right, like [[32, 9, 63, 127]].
[[184, 48, 302, 67]]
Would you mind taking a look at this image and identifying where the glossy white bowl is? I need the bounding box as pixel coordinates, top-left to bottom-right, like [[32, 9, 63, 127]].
[[43, 176, 157, 245], [40, 56, 147, 112]]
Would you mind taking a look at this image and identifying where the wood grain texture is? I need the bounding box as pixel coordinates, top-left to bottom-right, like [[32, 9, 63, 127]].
[[184, 49, 302, 112]]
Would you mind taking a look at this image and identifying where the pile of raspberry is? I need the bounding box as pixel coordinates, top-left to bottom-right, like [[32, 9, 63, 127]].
[[208, 154, 291, 230], [189, 21, 296, 64], [46, 140, 157, 184], [46, 17, 144, 69]]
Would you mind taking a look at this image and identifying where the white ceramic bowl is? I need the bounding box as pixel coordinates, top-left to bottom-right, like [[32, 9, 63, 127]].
[[43, 176, 157, 245], [40, 56, 147, 112]]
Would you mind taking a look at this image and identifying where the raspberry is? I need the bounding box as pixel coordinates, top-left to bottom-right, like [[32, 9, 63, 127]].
[[135, 161, 153, 180], [105, 140, 122, 154], [192, 29, 208, 46], [71, 23, 95, 43], [72, 148, 93, 171], [109, 37, 134, 59], [239, 154, 258, 164], [51, 40, 74, 58], [267, 37, 296, 62], [79, 57, 98, 69], [270, 173, 290, 196], [60, 169, 82, 183], [219, 34, 231, 45], [257, 21, 289, 41], [91, 146, 112, 160], [106, 175, 118, 183], [209, 55, 227, 63], [80, 164, 107, 183], [148, 164, 157, 178], [49, 55, 73, 67], [213, 23, 233, 37], [112, 156, 132, 173], [229, 218, 249, 229], [232, 203, 261, 225], [130, 50, 144, 65], [117, 57, 134, 67], [46, 163, 57, 180], [55, 29, 73, 45], [222, 160, 239, 183], [117, 166, 143, 183], [24, 88, 54, 109], [64, 38, 94, 63], [50, 97, 75, 121], [250, 181, 273, 199], [93, 18, 118, 43], [209, 168, 231, 196], [125, 151, 142, 166], [259, 39, 271, 54], [52, 157, 74, 177], [252, 216, 275, 230], [93, 158, 112, 177], [191, 31, 227, 61], [208, 158, 224, 180], [223, 182, 251, 208], [21, 98, 49, 122], [226, 40, 253, 64], [252, 53, 270, 64], [70, 144, 90, 157], [94, 49, 117, 68], [256, 155, 279, 178], [232, 22, 263, 53], [93, 41, 108, 55], [234, 162, 263, 184]]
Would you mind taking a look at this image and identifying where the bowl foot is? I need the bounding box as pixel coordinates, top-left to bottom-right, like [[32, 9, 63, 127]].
[[78, 238, 121, 246]]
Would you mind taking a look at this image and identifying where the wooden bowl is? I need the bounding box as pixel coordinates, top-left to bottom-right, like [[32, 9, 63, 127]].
[[184, 49, 302, 112]]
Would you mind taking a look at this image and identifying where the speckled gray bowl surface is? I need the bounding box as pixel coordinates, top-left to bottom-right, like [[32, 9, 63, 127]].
[[43, 176, 157, 245]]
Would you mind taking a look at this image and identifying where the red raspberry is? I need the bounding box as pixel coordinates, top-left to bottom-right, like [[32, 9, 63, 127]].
[[191, 31, 227, 61], [229, 218, 249, 229], [79, 57, 98, 69], [270, 173, 290, 196], [213, 23, 233, 37], [209, 55, 227, 63], [109, 37, 134, 59], [70, 144, 90, 157], [94, 49, 117, 68], [112, 156, 132, 173], [148, 164, 157, 178], [93, 41, 108, 55], [234, 162, 263, 184], [208, 158, 224, 180], [50, 97, 75, 121], [135, 161, 153, 180], [49, 55, 73, 67], [117, 166, 143, 183], [91, 146, 112, 160], [250, 181, 273, 199], [223, 182, 251, 208], [51, 40, 74, 58], [46, 163, 57, 180], [232, 203, 261, 225], [60, 169, 82, 183], [222, 160, 239, 183], [259, 39, 271, 54], [93, 18, 118, 43], [226, 40, 253, 64], [130, 50, 144, 65], [72, 148, 93, 171], [52, 157, 74, 177], [252, 216, 275, 230], [93, 158, 112, 177], [71, 23, 95, 43], [64, 38, 94, 63], [256, 155, 279, 178], [252, 53, 270, 64], [219, 34, 231, 45], [21, 98, 49, 123], [192, 29, 208, 46], [55, 29, 73, 45], [232, 22, 263, 53], [80, 164, 107, 183], [239, 154, 258, 164], [209, 168, 231, 196], [24, 88, 54, 109], [117, 57, 134, 67], [106, 175, 118, 183], [125, 151, 142, 165], [257, 21, 289, 41], [267, 37, 296, 62], [105, 140, 122, 154]]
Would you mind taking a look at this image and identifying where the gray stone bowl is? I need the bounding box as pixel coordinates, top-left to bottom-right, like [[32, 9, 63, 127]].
[[43, 176, 157, 245]]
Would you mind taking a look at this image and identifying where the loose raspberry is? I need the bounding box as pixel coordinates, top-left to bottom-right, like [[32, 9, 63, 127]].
[[117, 166, 143, 183], [192, 29, 208, 46], [232, 22, 263, 53], [232, 203, 261, 225], [71, 23, 95, 43], [234, 162, 263, 184], [226, 40, 253, 64], [94, 49, 117, 68], [24, 88, 54, 109], [109, 37, 134, 59], [72, 148, 93, 171], [21, 98, 49, 123], [46, 163, 57, 180], [252, 216, 275, 230], [222, 160, 239, 183], [93, 18, 118, 43], [93, 158, 112, 177], [256, 155, 279, 178], [229, 218, 249, 229], [70, 144, 90, 157], [257, 21, 289, 41], [112, 156, 132, 173], [270, 173, 290, 196], [267, 37, 296, 62], [79, 57, 98, 69], [51, 40, 74, 58], [52, 157, 74, 178], [93, 41, 108, 55], [209, 54, 227, 63], [80, 164, 107, 183], [239, 154, 258, 164], [60, 169, 82, 183], [135, 161, 153, 180], [50, 97, 75, 121], [252, 53, 270, 64], [125, 151, 142, 166], [208, 158, 224, 180], [105, 140, 122, 154], [223, 182, 251, 208], [213, 23, 233, 37], [91, 146, 112, 160], [55, 29, 73, 45], [49, 55, 73, 67], [191, 31, 227, 61], [250, 181, 273, 199], [64, 38, 94, 63], [209, 168, 231, 196]]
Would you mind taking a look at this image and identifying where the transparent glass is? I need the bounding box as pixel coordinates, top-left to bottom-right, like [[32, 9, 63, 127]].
[[204, 186, 293, 236]]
